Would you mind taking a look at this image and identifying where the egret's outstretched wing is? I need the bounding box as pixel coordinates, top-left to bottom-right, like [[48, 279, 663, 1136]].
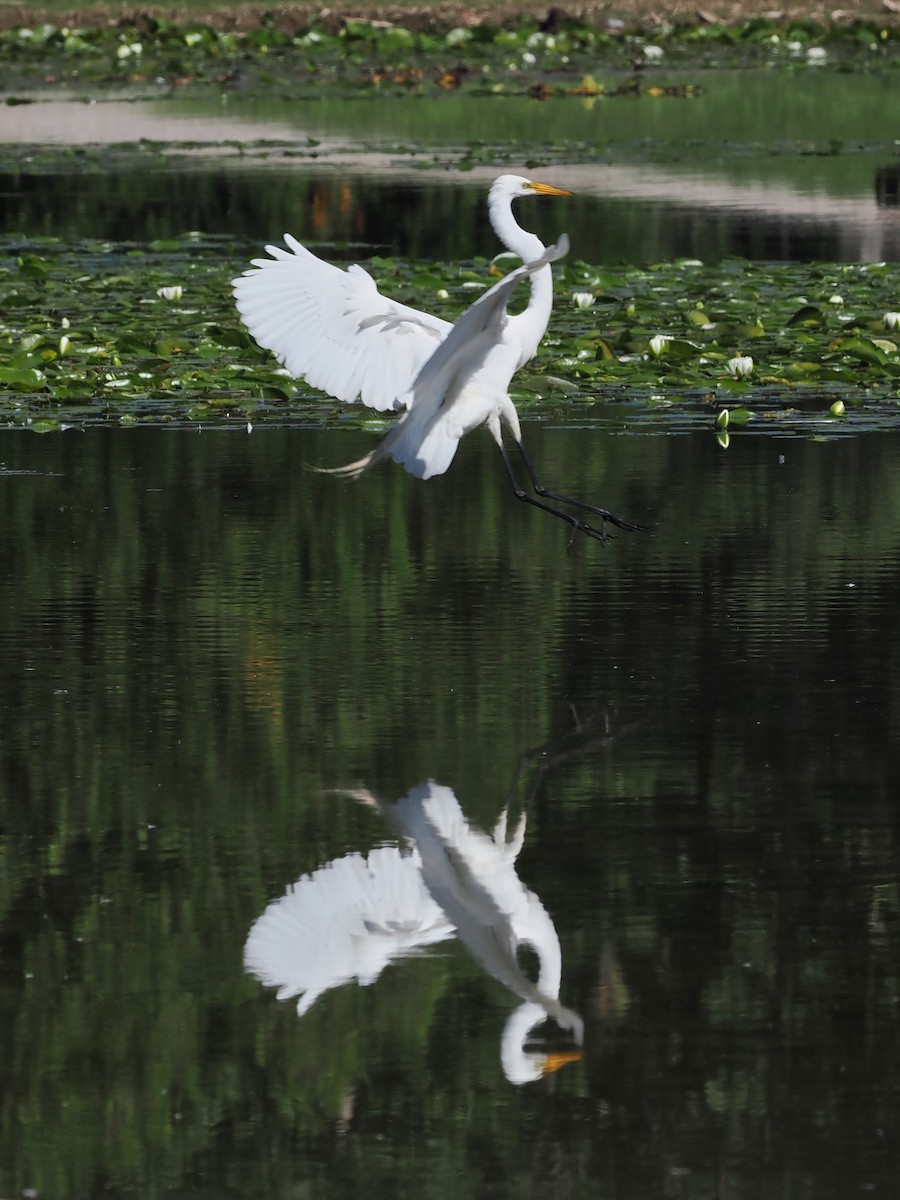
[[232, 234, 452, 413], [244, 846, 454, 1016], [318, 234, 570, 479]]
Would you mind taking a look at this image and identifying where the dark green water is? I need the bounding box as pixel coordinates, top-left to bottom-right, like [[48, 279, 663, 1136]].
[[2, 425, 899, 1198]]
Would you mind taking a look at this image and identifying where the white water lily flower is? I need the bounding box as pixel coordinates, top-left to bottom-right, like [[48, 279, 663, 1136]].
[[572, 291, 596, 308], [883, 312, 900, 331], [445, 27, 472, 46], [58, 335, 71, 355], [643, 44, 664, 60], [649, 334, 670, 358], [807, 47, 827, 63], [521, 51, 537, 66], [829, 294, 843, 305], [436, 289, 449, 300], [117, 41, 142, 59], [726, 355, 754, 378], [157, 285, 183, 301]]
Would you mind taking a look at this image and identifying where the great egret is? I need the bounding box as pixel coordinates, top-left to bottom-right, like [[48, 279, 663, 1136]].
[[360, 780, 584, 1046], [233, 175, 644, 543], [244, 780, 582, 1082]]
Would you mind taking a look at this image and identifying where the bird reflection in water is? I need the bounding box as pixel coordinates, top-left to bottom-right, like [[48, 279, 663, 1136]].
[[244, 779, 582, 1084]]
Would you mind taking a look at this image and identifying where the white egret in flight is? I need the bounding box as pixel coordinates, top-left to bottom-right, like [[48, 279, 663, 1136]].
[[233, 175, 644, 543]]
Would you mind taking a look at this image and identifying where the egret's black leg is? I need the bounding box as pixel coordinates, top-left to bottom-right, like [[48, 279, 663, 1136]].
[[497, 439, 610, 545], [515, 436, 648, 533]]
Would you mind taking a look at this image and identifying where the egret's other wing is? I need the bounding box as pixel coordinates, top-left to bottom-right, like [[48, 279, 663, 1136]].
[[232, 234, 452, 412], [407, 234, 570, 405]]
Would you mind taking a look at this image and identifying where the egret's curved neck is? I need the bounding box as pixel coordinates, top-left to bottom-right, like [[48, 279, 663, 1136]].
[[489, 191, 546, 264], [522, 896, 563, 999], [514, 898, 583, 1044], [489, 191, 554, 362]]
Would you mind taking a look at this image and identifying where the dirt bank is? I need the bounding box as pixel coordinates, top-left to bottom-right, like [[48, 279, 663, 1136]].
[[1, 0, 898, 34]]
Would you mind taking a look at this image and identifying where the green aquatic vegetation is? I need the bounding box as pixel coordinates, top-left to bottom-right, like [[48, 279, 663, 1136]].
[[1, 235, 899, 432], [1, 14, 899, 96]]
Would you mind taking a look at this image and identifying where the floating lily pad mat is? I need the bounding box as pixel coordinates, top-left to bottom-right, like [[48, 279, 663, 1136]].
[[1, 235, 899, 434], [2, 14, 900, 96]]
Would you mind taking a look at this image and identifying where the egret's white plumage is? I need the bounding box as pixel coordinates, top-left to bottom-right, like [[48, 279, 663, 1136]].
[[232, 176, 562, 416], [244, 845, 454, 1016], [319, 237, 569, 481], [233, 175, 644, 541], [233, 232, 450, 413], [366, 780, 584, 1046], [244, 780, 582, 1082]]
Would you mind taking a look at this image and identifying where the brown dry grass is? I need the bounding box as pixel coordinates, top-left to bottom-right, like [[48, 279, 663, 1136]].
[[0, 0, 898, 33]]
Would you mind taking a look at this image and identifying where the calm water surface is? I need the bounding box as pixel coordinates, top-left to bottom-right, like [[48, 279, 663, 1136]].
[[4, 71, 899, 261], [1, 426, 899, 1198]]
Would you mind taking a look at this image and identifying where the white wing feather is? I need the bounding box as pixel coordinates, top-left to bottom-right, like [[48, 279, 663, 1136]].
[[232, 234, 452, 413]]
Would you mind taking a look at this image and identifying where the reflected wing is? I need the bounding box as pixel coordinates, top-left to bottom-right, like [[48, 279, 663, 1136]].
[[244, 846, 454, 1017], [232, 234, 452, 413]]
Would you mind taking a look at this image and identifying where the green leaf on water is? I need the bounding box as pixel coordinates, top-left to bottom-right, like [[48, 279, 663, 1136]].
[[787, 304, 825, 326], [726, 407, 754, 425], [0, 366, 45, 392], [832, 337, 889, 367], [16, 255, 49, 279]]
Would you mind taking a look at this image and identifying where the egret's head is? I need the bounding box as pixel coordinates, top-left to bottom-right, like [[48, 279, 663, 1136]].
[[491, 174, 574, 204]]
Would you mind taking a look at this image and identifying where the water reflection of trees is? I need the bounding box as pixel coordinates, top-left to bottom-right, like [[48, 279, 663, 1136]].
[[5, 165, 900, 262], [1, 429, 899, 1197], [245, 778, 583, 1083]]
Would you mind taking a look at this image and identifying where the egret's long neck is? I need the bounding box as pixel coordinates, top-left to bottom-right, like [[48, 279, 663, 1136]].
[[523, 896, 563, 999], [514, 264, 553, 364], [515, 897, 583, 1044], [488, 191, 554, 366], [489, 191, 546, 264]]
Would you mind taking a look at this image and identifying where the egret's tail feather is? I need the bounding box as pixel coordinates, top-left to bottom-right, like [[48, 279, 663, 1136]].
[[310, 443, 390, 479]]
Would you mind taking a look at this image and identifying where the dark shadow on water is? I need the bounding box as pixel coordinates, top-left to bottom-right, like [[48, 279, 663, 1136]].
[[4, 164, 899, 263]]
